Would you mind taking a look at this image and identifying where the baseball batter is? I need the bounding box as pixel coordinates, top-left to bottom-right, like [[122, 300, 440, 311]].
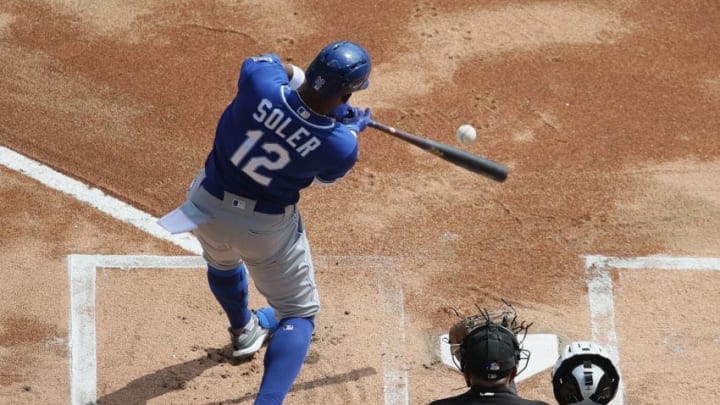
[[159, 41, 372, 404]]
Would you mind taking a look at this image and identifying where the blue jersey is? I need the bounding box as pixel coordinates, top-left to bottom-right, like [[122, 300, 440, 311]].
[[203, 53, 358, 210]]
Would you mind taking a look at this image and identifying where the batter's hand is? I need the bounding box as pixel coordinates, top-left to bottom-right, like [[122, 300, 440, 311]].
[[343, 107, 372, 135], [329, 103, 352, 120]]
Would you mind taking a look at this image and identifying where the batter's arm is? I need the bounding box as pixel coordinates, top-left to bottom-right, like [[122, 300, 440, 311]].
[[312, 147, 357, 187], [283, 63, 305, 90]]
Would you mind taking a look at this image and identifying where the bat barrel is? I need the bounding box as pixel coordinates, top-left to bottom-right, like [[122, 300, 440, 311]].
[[368, 121, 508, 182]]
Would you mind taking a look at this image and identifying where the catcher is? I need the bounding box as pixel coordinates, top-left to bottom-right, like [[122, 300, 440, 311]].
[[428, 300, 550, 405]]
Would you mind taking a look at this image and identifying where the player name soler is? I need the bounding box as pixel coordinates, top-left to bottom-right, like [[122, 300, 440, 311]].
[[252, 98, 322, 157]]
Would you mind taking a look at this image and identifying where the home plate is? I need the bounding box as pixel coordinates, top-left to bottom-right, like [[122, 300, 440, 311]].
[[439, 334, 559, 382]]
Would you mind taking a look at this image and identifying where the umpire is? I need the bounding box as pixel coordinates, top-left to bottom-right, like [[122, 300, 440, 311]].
[[428, 323, 550, 405]]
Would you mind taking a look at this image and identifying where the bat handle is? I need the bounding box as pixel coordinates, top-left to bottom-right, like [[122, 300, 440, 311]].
[[368, 120, 394, 133]]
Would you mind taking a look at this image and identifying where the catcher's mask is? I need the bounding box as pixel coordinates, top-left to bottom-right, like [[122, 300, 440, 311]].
[[459, 323, 521, 381], [551, 341, 620, 405]]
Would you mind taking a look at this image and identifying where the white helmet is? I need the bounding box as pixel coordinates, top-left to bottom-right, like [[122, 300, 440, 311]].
[[551, 341, 620, 404]]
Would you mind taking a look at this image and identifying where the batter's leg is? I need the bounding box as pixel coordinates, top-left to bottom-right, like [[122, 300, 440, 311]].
[[206, 264, 252, 329], [254, 316, 315, 405]]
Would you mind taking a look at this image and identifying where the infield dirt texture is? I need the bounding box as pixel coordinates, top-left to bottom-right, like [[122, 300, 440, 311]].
[[2, 1, 720, 404]]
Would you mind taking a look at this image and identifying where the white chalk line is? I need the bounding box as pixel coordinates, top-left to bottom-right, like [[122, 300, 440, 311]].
[[0, 147, 407, 405], [68, 255, 406, 405], [584, 254, 720, 405], [0, 146, 201, 255], [377, 268, 409, 405], [68, 255, 205, 405], [585, 255, 720, 271], [67, 255, 97, 405]]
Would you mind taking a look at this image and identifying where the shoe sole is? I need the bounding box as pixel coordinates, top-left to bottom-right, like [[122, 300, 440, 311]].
[[232, 329, 269, 358]]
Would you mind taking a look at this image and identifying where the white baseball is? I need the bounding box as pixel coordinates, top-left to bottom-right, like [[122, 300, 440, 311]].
[[456, 124, 477, 145]]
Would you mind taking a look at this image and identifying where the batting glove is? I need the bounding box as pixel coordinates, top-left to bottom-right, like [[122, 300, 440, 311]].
[[342, 107, 372, 135], [329, 103, 352, 120]]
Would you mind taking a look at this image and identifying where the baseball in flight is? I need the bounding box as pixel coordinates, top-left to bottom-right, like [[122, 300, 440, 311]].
[[456, 124, 477, 145]]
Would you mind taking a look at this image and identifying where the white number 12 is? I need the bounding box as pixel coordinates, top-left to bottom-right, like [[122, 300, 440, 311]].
[[229, 130, 291, 186]]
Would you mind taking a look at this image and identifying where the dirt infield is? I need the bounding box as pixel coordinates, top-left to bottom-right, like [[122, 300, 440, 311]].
[[2, 1, 719, 404]]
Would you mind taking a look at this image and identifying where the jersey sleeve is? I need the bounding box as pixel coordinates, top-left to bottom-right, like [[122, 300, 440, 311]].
[[315, 143, 358, 185]]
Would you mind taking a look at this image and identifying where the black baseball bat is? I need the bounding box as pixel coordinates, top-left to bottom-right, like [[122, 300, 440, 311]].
[[368, 120, 508, 182]]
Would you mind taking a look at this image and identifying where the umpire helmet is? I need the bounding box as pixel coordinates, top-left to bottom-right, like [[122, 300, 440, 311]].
[[305, 41, 371, 99], [459, 323, 521, 381], [551, 341, 621, 405]]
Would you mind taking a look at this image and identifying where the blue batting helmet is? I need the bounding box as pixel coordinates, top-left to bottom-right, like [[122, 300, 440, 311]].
[[305, 41, 371, 99]]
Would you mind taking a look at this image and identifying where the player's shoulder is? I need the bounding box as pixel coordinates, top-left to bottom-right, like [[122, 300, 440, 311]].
[[425, 390, 474, 405], [240, 53, 284, 79], [246, 53, 282, 65], [425, 399, 448, 405]]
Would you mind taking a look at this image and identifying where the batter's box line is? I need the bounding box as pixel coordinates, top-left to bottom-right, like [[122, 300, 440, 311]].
[[0, 146, 201, 255], [67, 255, 206, 405], [583, 254, 720, 405], [67, 254, 407, 405]]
